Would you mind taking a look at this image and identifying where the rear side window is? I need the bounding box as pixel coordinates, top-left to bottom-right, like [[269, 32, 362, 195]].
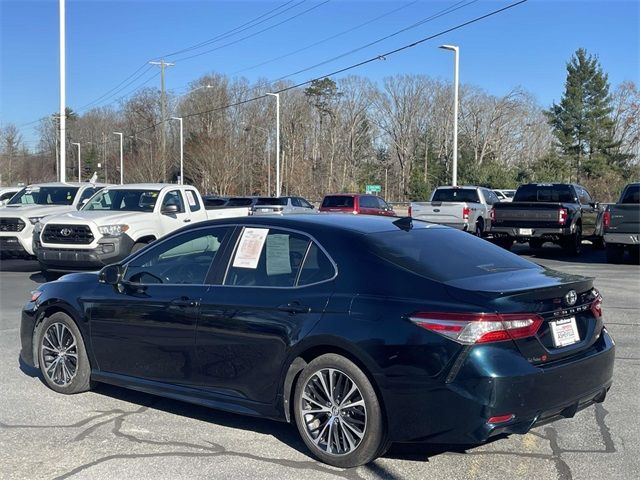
[[514, 185, 575, 203], [621, 185, 639, 204], [298, 243, 335, 285], [359, 196, 378, 208], [322, 196, 354, 208], [256, 197, 287, 206], [367, 228, 536, 283], [186, 190, 201, 212], [431, 188, 480, 203]]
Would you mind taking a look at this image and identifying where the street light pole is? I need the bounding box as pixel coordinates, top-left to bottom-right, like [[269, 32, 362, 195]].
[[439, 44, 459, 186], [71, 142, 81, 182], [266, 93, 280, 197], [113, 132, 123, 184], [171, 117, 184, 185], [59, 0, 66, 183]]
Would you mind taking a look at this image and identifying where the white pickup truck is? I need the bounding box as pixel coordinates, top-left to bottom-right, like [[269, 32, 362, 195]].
[[0, 182, 105, 258], [409, 186, 500, 237], [33, 183, 249, 271]]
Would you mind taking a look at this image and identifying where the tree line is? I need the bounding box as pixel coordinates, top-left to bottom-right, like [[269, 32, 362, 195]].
[[1, 48, 638, 202]]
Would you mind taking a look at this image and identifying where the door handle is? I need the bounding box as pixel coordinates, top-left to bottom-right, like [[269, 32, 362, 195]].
[[277, 302, 311, 314], [170, 297, 199, 308], [183, 218, 191, 223]]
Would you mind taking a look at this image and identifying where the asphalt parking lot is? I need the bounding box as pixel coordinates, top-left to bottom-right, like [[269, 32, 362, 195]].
[[1, 244, 638, 480]]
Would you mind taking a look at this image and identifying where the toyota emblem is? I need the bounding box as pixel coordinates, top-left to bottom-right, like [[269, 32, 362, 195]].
[[564, 290, 577, 306], [60, 228, 73, 237]]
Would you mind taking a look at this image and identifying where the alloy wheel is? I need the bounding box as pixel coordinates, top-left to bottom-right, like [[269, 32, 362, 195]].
[[41, 322, 78, 386], [299, 368, 367, 456]]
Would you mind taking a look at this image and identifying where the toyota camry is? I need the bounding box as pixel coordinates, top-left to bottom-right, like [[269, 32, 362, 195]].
[[20, 214, 614, 467]]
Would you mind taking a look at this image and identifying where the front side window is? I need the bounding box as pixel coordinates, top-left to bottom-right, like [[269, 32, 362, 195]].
[[299, 197, 314, 209], [8, 186, 79, 205], [225, 228, 329, 287], [124, 227, 230, 285], [83, 189, 159, 211], [162, 190, 186, 213]]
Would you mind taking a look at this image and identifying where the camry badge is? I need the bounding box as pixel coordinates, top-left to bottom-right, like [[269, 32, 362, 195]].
[[60, 228, 73, 237], [564, 290, 577, 306]]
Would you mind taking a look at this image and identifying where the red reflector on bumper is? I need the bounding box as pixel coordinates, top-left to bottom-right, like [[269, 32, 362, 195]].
[[487, 414, 515, 424]]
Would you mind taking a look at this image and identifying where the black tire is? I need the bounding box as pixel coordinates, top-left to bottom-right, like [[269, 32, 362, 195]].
[[293, 354, 385, 468], [496, 238, 513, 250], [35, 312, 92, 394], [562, 225, 582, 256], [529, 238, 544, 249], [630, 247, 640, 265], [474, 219, 484, 238], [605, 244, 625, 264]]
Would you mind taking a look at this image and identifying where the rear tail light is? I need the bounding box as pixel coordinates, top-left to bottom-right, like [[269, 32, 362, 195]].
[[462, 206, 470, 221], [591, 294, 603, 320], [487, 414, 515, 424], [602, 210, 610, 230], [408, 205, 412, 217], [558, 208, 568, 225], [490, 207, 496, 222], [409, 312, 543, 344]]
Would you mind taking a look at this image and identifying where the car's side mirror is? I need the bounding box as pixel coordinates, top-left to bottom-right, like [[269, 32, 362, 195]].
[[161, 203, 179, 214], [99, 264, 123, 285]]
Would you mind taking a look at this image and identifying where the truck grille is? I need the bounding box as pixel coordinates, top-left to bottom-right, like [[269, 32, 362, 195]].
[[42, 224, 94, 244], [0, 217, 25, 232]]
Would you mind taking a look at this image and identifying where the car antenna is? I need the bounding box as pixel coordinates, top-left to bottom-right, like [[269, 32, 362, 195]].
[[392, 216, 413, 231]]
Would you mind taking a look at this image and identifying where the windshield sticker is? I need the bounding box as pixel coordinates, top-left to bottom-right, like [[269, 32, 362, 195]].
[[266, 234, 291, 276], [185, 190, 197, 206], [232, 228, 269, 269]]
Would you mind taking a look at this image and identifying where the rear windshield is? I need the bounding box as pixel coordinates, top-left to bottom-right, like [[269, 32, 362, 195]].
[[8, 186, 80, 205], [514, 185, 575, 203], [621, 185, 640, 204], [256, 197, 287, 206], [83, 189, 160, 212], [322, 196, 354, 208], [367, 228, 536, 282], [226, 197, 254, 207], [431, 188, 480, 203]]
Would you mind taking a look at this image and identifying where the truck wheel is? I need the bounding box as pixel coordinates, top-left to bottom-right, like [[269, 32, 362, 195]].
[[630, 247, 640, 264], [529, 239, 544, 249], [606, 245, 624, 263], [474, 219, 484, 238], [496, 238, 513, 250], [563, 226, 582, 256]]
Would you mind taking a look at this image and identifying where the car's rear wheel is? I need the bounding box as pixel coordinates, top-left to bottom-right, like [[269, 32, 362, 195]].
[[36, 312, 92, 394], [529, 238, 544, 249], [592, 236, 605, 250], [293, 354, 385, 468]]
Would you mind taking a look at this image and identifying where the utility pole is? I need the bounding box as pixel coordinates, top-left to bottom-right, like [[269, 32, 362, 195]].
[[59, 0, 66, 182], [149, 59, 174, 182], [266, 93, 280, 197]]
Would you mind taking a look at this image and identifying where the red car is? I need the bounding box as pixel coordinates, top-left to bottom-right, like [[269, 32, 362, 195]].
[[319, 193, 396, 216]]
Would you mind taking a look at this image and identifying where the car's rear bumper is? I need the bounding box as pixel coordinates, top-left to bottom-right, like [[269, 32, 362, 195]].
[[380, 328, 615, 444], [604, 232, 639, 246], [34, 235, 134, 271], [491, 226, 572, 240]]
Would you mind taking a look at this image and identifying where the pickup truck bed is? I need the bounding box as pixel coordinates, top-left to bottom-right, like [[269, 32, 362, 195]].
[[604, 183, 640, 263]]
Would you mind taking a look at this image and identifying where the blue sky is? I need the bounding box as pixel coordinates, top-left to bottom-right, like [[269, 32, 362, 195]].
[[1, 0, 638, 149]]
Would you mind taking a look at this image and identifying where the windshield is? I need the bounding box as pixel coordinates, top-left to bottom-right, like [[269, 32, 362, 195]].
[[256, 197, 287, 206], [8, 186, 79, 205], [514, 184, 575, 203], [431, 188, 480, 203], [367, 228, 536, 282], [322, 196, 354, 208], [83, 189, 160, 212], [621, 185, 640, 204]]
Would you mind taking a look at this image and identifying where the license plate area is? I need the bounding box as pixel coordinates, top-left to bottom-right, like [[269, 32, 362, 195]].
[[549, 316, 580, 347], [519, 228, 533, 236]]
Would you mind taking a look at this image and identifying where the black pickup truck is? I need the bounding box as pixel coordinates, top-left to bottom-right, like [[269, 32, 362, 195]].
[[490, 183, 605, 255], [603, 182, 640, 263]]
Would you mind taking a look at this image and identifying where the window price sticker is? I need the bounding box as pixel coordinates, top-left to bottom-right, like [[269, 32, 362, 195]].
[[232, 228, 269, 269]]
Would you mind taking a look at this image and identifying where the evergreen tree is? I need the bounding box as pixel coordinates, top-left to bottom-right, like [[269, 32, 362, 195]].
[[546, 48, 616, 182]]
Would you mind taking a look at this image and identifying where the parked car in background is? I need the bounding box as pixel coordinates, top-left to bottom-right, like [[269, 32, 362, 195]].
[[409, 186, 498, 237], [21, 214, 614, 468], [603, 182, 640, 263], [493, 189, 516, 202], [319, 193, 396, 216], [33, 184, 249, 272], [0, 182, 105, 259], [0, 187, 21, 206], [251, 196, 316, 215], [491, 183, 605, 255]]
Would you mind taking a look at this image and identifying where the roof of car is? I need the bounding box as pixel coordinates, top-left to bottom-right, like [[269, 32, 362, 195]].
[[24, 182, 106, 188], [100, 183, 190, 190], [203, 213, 442, 235]]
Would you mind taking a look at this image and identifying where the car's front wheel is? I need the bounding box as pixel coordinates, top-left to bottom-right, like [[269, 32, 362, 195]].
[[36, 312, 92, 394], [293, 354, 386, 468]]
